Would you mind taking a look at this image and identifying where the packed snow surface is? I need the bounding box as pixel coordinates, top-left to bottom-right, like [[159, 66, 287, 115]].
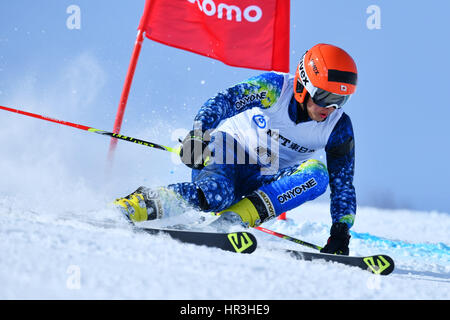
[[0, 109, 448, 299], [1, 198, 448, 299]]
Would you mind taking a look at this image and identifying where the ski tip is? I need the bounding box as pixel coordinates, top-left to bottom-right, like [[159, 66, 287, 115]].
[[363, 254, 395, 276], [226, 231, 257, 254]]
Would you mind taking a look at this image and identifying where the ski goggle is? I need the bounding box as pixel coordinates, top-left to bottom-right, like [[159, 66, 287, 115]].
[[311, 86, 351, 109], [296, 79, 350, 109]]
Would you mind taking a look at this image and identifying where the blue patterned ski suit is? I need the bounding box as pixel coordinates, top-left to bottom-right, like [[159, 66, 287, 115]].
[[169, 72, 356, 228]]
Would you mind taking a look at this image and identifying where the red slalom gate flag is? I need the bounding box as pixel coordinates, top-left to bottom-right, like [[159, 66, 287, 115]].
[[138, 0, 290, 72], [108, 0, 290, 164]]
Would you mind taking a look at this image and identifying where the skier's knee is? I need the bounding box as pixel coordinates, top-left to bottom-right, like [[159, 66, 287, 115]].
[[291, 159, 329, 196], [196, 178, 235, 212], [259, 159, 329, 214]]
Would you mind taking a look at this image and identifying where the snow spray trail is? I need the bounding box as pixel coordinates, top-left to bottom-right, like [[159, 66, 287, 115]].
[[350, 231, 450, 260]]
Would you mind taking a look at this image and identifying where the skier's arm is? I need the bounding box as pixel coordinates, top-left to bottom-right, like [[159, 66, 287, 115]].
[[193, 72, 285, 131], [325, 113, 357, 229]]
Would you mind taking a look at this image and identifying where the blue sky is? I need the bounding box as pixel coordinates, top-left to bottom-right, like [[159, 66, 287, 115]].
[[1, 0, 449, 213]]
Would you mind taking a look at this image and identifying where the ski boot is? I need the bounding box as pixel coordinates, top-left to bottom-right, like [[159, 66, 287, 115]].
[[114, 186, 192, 223], [216, 191, 276, 228]]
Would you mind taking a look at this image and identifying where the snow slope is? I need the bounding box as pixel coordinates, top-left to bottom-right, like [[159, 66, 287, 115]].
[[0, 100, 448, 300], [1, 196, 448, 299]]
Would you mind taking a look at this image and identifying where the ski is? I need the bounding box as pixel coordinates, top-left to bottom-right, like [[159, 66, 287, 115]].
[[286, 249, 395, 275], [135, 226, 257, 254]]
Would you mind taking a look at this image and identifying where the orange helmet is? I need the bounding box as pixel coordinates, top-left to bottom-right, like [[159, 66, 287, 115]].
[[294, 43, 357, 109]]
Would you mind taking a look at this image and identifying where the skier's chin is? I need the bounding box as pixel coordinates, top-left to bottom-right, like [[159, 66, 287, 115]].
[[313, 114, 327, 122]]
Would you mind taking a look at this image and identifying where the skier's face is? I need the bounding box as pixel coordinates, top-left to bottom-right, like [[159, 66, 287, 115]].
[[306, 96, 336, 122]]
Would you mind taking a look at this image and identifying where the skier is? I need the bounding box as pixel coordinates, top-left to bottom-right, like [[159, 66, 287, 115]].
[[115, 43, 358, 255]]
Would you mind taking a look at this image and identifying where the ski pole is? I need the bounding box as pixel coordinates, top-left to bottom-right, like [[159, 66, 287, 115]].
[[254, 226, 323, 251], [0, 105, 180, 155]]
